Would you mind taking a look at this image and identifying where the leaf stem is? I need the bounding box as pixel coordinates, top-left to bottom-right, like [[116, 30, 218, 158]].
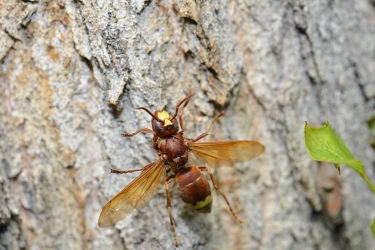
[[362, 174, 375, 195]]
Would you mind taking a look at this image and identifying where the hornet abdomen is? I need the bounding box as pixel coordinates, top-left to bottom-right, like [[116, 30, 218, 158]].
[[176, 166, 212, 213]]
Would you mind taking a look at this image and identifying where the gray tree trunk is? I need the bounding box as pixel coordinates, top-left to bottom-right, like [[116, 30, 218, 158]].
[[1, 0, 375, 249]]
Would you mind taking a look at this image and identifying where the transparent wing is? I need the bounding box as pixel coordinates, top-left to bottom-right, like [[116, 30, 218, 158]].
[[98, 160, 166, 227], [190, 140, 264, 168]]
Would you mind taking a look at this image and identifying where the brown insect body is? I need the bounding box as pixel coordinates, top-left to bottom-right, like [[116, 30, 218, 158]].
[[151, 110, 205, 207], [157, 133, 189, 170], [176, 166, 212, 213], [98, 93, 265, 247]]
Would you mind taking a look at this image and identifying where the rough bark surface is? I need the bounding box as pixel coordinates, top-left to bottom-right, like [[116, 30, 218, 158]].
[[1, 0, 375, 249]]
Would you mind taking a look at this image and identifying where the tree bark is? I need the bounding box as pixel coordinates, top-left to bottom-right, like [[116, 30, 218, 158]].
[[1, 0, 375, 249]]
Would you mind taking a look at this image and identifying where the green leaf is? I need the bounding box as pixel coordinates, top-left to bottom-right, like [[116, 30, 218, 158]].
[[371, 218, 375, 239], [304, 121, 375, 194]]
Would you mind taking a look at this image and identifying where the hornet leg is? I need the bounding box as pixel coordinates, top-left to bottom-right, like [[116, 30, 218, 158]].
[[122, 127, 153, 137], [110, 162, 155, 174], [165, 175, 179, 247], [199, 166, 242, 223], [192, 111, 225, 142]]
